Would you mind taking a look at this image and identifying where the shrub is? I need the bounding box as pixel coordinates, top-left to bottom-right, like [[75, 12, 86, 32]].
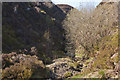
[[2, 53, 50, 79], [2, 63, 32, 79]]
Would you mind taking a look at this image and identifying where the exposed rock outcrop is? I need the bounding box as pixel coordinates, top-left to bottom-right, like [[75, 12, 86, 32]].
[[46, 58, 83, 79], [57, 4, 74, 13]]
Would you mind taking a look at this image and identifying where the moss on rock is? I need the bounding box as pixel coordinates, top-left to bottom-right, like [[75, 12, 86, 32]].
[[64, 71, 72, 78]]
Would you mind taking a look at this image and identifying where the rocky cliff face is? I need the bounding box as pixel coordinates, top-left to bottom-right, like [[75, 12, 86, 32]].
[[56, 4, 74, 13]]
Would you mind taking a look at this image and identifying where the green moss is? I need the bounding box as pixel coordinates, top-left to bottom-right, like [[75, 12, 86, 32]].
[[92, 78, 101, 80], [64, 71, 72, 78], [85, 57, 93, 64], [71, 73, 84, 78], [94, 45, 99, 51], [99, 70, 105, 78], [99, 70, 104, 75], [23, 69, 32, 79], [69, 62, 79, 69], [75, 53, 84, 58]]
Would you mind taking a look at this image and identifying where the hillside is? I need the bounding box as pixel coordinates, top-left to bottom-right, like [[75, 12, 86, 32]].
[[63, 0, 119, 78], [2, 0, 119, 79], [63, 1, 118, 57], [2, 2, 67, 64]]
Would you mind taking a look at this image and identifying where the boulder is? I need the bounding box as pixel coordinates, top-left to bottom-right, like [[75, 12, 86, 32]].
[[46, 58, 83, 79]]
